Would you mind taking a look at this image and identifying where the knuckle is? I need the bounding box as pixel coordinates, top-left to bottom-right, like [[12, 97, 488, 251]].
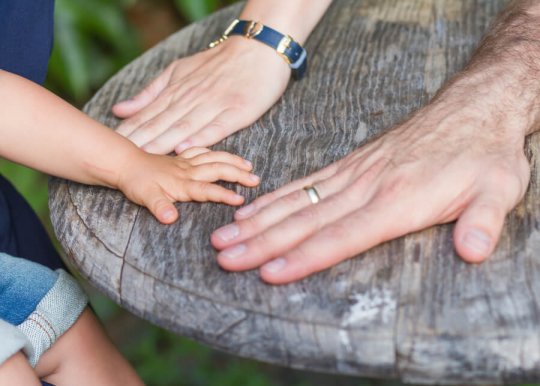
[[205, 120, 229, 138], [241, 214, 264, 234], [122, 116, 144, 130], [283, 190, 307, 206], [485, 163, 529, 203], [252, 228, 273, 248], [138, 121, 163, 136], [476, 201, 505, 219], [377, 172, 413, 201], [172, 119, 191, 132], [323, 222, 351, 241], [191, 181, 210, 197], [190, 166, 205, 179], [288, 246, 322, 278], [290, 206, 320, 226]]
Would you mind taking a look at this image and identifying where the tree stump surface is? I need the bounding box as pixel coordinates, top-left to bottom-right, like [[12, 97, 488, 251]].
[[49, 0, 540, 383]]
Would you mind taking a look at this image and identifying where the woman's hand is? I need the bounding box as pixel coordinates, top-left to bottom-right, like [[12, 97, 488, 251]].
[[210, 91, 531, 284], [112, 37, 291, 155], [116, 147, 260, 224]]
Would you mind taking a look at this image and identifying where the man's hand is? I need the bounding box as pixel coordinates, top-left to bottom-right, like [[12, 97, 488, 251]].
[[211, 0, 540, 284], [211, 96, 530, 283], [112, 37, 290, 155]]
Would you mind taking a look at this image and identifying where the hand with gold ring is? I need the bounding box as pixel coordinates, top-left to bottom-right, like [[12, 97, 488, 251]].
[[210, 46, 539, 285], [303, 185, 321, 204], [211, 0, 540, 284]]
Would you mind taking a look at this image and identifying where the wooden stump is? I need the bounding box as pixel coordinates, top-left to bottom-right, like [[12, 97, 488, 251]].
[[50, 0, 540, 383]]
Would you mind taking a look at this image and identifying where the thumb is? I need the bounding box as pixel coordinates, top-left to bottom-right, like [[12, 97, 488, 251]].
[[144, 193, 179, 224], [453, 194, 508, 264], [112, 65, 174, 118]]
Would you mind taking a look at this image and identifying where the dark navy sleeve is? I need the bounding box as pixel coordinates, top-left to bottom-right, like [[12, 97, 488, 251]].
[[0, 1, 65, 270], [0, 0, 55, 84]]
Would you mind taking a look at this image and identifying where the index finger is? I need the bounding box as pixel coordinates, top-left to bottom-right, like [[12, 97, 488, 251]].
[[234, 161, 341, 220], [259, 201, 409, 284]]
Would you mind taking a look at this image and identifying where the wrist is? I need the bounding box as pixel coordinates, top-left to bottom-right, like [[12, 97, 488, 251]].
[[91, 142, 141, 191], [215, 36, 291, 79], [238, 0, 331, 44], [453, 1, 540, 136], [431, 63, 540, 140], [209, 19, 308, 79]]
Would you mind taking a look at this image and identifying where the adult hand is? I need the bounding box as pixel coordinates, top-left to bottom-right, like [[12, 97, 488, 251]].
[[210, 88, 531, 284], [112, 37, 290, 155]]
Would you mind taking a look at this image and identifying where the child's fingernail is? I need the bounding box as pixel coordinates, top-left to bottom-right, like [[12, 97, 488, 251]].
[[162, 209, 176, 221], [236, 204, 255, 218], [244, 160, 253, 168], [214, 224, 240, 242], [176, 140, 192, 153], [249, 174, 260, 183], [219, 244, 246, 259], [262, 257, 287, 273]]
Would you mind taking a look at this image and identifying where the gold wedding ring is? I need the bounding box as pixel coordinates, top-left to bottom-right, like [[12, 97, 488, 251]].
[[303, 185, 321, 204]]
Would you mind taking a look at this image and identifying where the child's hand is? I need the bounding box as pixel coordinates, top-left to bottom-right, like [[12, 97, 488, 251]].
[[116, 147, 260, 224]]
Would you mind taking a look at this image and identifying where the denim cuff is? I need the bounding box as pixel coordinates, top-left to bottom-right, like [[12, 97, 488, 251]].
[[0, 319, 32, 365], [17, 269, 88, 367]]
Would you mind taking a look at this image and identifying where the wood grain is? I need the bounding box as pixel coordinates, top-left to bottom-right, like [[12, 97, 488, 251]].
[[49, 0, 540, 382]]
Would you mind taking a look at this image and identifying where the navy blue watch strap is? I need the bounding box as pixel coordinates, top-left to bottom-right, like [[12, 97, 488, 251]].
[[209, 19, 307, 80]]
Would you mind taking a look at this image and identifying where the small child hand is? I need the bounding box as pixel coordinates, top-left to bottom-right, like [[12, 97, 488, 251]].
[[116, 147, 260, 224]]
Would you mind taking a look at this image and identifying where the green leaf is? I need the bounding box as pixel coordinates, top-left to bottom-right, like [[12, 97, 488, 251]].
[[46, 0, 141, 105], [174, 0, 220, 22]]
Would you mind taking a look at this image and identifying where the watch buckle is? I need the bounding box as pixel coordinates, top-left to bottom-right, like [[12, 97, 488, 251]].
[[276, 35, 293, 64], [244, 21, 264, 39]]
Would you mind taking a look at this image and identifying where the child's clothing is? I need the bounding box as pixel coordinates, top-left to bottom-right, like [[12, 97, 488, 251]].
[[0, 254, 88, 366], [0, 176, 66, 270], [0, 0, 90, 372], [0, 0, 55, 84], [0, 319, 31, 365]]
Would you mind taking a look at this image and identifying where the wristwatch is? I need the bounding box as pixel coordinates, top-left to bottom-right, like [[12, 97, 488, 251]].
[[209, 19, 308, 80]]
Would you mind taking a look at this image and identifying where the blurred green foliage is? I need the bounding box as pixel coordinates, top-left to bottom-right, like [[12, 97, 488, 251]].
[[45, 0, 239, 105], [175, 0, 239, 22], [46, 0, 141, 105], [175, 0, 221, 22]]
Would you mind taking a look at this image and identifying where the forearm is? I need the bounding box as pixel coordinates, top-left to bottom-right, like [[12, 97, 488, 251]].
[[437, 0, 540, 136], [239, 0, 332, 43], [0, 70, 137, 188]]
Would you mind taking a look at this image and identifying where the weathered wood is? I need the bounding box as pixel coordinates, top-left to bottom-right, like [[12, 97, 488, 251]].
[[49, 0, 540, 383]]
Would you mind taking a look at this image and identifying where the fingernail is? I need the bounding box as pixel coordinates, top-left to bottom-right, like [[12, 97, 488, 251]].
[[262, 257, 287, 273], [141, 144, 153, 153], [176, 140, 192, 153], [249, 174, 260, 183], [463, 229, 491, 255], [214, 224, 240, 242], [236, 204, 255, 218], [244, 160, 253, 168], [162, 209, 176, 222], [219, 244, 246, 259]]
